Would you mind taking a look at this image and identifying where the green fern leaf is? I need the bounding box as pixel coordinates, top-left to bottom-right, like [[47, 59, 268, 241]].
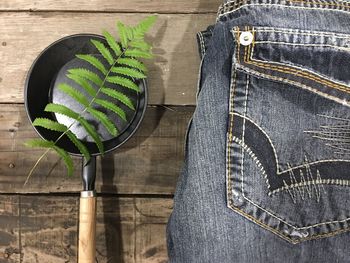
[[117, 58, 147, 72], [44, 103, 104, 155], [66, 130, 90, 164], [68, 68, 103, 86], [132, 15, 157, 39], [32, 117, 89, 163], [76, 54, 107, 75], [53, 144, 74, 176], [79, 118, 104, 154], [116, 21, 128, 49], [106, 76, 140, 92], [25, 138, 53, 148], [129, 40, 151, 51], [91, 39, 114, 65], [103, 31, 122, 57], [125, 25, 134, 40], [58, 83, 90, 107], [94, 98, 127, 122], [101, 87, 135, 110], [67, 74, 97, 97], [33, 118, 67, 132], [111, 66, 146, 79], [45, 103, 79, 120], [87, 107, 118, 136], [25, 139, 74, 176], [125, 49, 153, 59]]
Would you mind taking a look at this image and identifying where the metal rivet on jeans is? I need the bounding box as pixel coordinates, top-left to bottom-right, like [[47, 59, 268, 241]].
[[239, 31, 253, 46]]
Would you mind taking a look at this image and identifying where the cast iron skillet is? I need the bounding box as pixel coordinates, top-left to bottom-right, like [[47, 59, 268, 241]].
[[24, 34, 147, 263]]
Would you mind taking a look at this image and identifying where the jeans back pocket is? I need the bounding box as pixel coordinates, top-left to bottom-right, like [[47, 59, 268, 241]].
[[226, 25, 350, 244]]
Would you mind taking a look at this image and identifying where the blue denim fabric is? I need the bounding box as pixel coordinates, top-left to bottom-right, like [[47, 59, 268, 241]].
[[166, 0, 350, 262]]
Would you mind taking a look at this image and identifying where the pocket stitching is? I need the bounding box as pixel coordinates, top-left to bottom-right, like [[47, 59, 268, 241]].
[[233, 111, 350, 179], [234, 26, 350, 39], [227, 27, 350, 243], [243, 27, 350, 94], [237, 71, 350, 230]]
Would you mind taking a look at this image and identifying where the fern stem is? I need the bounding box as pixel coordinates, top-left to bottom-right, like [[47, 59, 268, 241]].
[[25, 47, 129, 183], [24, 148, 51, 186]]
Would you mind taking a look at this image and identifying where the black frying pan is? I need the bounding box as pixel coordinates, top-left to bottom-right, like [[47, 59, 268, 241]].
[[24, 34, 147, 263]]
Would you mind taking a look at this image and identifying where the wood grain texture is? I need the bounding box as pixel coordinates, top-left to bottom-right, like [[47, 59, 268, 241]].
[[0, 195, 172, 262], [0, 12, 216, 105], [0, 196, 20, 263], [0, 104, 194, 194], [0, 0, 222, 13], [78, 196, 97, 263]]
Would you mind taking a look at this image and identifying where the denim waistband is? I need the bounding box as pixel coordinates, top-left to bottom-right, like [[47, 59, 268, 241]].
[[193, 0, 350, 59], [196, 25, 215, 60], [216, 0, 350, 22]]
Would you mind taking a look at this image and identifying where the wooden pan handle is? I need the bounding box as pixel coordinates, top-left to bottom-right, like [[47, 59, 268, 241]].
[[78, 191, 96, 263]]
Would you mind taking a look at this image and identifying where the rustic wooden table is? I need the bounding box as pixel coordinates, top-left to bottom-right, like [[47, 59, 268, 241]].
[[0, 0, 220, 262]]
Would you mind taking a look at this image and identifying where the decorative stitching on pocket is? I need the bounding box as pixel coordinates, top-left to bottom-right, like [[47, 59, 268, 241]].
[[226, 26, 350, 242], [234, 26, 350, 39], [230, 134, 350, 230], [253, 41, 350, 52], [236, 65, 350, 106], [232, 112, 350, 175], [243, 28, 350, 94], [231, 26, 350, 106]]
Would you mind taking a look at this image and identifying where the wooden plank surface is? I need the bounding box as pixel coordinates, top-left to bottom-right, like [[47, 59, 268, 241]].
[[0, 0, 222, 13], [0, 104, 193, 194], [0, 12, 216, 105], [0, 195, 172, 262]]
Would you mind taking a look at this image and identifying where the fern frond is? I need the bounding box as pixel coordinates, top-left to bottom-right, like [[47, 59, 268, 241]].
[[33, 118, 67, 132], [66, 130, 90, 164], [106, 76, 140, 92], [68, 68, 103, 86], [76, 54, 107, 75], [101, 87, 135, 110], [103, 31, 122, 57], [129, 40, 151, 51], [125, 25, 134, 40], [58, 83, 90, 107], [125, 49, 153, 59], [79, 118, 104, 154], [116, 21, 128, 49], [53, 144, 74, 176], [132, 15, 157, 39], [87, 107, 118, 136], [117, 58, 147, 72], [25, 139, 74, 176], [111, 66, 146, 79], [94, 99, 127, 122], [67, 74, 97, 97], [25, 138, 54, 148], [45, 103, 79, 119], [44, 103, 104, 155], [32, 116, 90, 163], [91, 39, 114, 65]]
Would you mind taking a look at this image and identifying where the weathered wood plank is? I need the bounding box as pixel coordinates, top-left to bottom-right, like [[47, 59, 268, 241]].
[[0, 104, 193, 194], [0, 0, 221, 13], [0, 196, 20, 263], [0, 195, 172, 262], [0, 12, 216, 105]]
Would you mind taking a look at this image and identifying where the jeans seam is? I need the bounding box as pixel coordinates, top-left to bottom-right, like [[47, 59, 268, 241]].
[[217, 0, 350, 22]]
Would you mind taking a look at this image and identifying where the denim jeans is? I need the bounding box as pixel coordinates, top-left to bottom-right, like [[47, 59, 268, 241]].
[[166, 0, 350, 262]]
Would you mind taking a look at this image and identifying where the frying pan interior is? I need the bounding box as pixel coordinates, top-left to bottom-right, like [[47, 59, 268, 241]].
[[25, 34, 147, 156]]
